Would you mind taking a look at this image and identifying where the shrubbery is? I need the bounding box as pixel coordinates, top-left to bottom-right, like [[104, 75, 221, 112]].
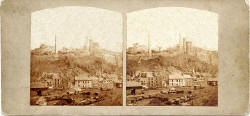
[[126, 54, 218, 76]]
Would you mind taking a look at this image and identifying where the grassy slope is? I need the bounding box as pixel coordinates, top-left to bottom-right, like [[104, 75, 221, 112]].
[[31, 54, 122, 84], [126, 54, 218, 76]]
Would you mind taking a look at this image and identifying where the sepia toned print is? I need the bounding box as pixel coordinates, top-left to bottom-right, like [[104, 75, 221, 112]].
[[126, 7, 218, 106], [30, 7, 123, 106], [1, 0, 249, 115]]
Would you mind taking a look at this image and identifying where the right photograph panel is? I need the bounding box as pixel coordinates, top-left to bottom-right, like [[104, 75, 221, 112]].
[[126, 7, 218, 106]]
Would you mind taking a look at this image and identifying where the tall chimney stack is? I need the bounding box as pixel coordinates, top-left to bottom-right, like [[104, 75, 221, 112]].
[[55, 34, 56, 54], [183, 38, 186, 54], [148, 32, 151, 57]]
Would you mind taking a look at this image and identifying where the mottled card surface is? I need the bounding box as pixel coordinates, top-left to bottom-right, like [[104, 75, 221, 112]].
[[1, 0, 249, 115]]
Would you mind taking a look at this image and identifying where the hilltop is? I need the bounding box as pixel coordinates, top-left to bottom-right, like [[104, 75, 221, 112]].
[[126, 53, 218, 76], [31, 54, 122, 88]]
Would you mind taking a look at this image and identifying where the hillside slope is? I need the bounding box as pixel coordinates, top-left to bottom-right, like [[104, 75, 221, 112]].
[[31, 54, 122, 88], [126, 54, 217, 76]]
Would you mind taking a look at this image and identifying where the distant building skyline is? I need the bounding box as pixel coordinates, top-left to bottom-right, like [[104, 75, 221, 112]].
[[31, 6, 123, 52], [127, 7, 218, 51]]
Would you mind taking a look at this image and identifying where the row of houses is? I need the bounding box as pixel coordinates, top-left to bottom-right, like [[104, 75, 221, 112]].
[[168, 72, 218, 87], [31, 70, 217, 93], [74, 73, 122, 90], [169, 73, 193, 86], [127, 70, 217, 90], [31, 72, 123, 93], [31, 72, 63, 89]]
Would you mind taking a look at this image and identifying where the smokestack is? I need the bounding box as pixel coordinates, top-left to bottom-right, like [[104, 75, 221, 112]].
[[186, 41, 192, 55], [55, 34, 56, 54], [183, 38, 186, 53], [148, 32, 151, 56]]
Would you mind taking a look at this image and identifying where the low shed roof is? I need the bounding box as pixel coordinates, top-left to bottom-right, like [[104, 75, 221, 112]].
[[208, 78, 218, 82], [126, 81, 142, 87], [169, 73, 183, 80], [75, 73, 91, 80], [30, 82, 48, 89]]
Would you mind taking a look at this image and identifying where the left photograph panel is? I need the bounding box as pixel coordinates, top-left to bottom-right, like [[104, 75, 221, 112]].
[[30, 7, 123, 106]]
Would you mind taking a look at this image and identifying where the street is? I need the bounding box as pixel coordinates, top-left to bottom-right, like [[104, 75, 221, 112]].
[[31, 87, 122, 106], [127, 86, 217, 106]]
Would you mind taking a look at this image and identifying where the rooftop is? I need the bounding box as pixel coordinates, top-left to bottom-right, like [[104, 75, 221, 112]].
[[169, 73, 183, 80], [208, 77, 218, 82], [30, 82, 48, 89], [169, 73, 193, 79], [126, 81, 141, 87], [183, 74, 193, 79], [200, 73, 212, 77], [75, 73, 91, 80], [140, 72, 154, 78]]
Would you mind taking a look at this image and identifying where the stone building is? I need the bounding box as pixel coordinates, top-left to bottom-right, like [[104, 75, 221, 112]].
[[74, 73, 93, 89], [169, 73, 194, 87]]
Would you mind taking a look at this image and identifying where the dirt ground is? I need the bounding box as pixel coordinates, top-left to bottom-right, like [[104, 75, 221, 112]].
[[126, 86, 218, 106], [31, 87, 123, 106]]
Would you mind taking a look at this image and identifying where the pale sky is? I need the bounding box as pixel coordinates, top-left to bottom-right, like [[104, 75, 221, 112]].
[[31, 6, 123, 52], [127, 7, 218, 51]]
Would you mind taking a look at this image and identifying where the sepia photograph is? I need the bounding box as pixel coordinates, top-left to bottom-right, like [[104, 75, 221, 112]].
[[30, 6, 123, 106], [126, 7, 218, 106], [1, 0, 249, 115]]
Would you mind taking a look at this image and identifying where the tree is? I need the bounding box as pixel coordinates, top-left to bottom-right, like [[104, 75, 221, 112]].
[[40, 44, 48, 49], [158, 47, 162, 52]]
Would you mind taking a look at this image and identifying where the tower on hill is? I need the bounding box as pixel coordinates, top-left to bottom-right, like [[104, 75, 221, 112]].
[[147, 32, 151, 57]]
